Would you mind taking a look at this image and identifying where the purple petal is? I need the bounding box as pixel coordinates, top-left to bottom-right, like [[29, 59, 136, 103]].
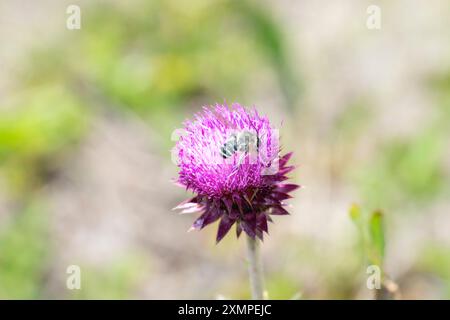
[[233, 194, 244, 214], [240, 221, 256, 239], [173, 202, 196, 210], [204, 210, 223, 227], [181, 205, 203, 214], [228, 209, 240, 220], [270, 192, 292, 201], [236, 223, 243, 238], [256, 229, 264, 241], [262, 174, 289, 185], [241, 214, 257, 238], [243, 195, 254, 210], [278, 165, 295, 176], [245, 189, 257, 202], [279, 152, 293, 167], [192, 209, 222, 230], [222, 198, 233, 214], [191, 214, 206, 230], [216, 216, 235, 243], [270, 206, 290, 215], [257, 214, 268, 233], [172, 197, 199, 210], [275, 184, 299, 193]]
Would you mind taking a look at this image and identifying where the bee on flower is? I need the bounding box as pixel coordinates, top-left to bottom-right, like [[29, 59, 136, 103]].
[[173, 103, 299, 243]]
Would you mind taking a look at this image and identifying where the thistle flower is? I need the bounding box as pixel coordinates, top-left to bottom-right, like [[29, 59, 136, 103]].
[[173, 103, 298, 243]]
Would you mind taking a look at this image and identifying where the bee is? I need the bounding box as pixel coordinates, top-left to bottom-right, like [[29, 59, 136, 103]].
[[220, 130, 260, 161]]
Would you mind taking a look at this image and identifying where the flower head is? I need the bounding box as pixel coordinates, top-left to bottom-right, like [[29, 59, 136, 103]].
[[173, 103, 298, 242]]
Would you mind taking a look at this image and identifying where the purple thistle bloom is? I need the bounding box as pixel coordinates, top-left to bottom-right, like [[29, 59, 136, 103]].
[[173, 103, 299, 242]]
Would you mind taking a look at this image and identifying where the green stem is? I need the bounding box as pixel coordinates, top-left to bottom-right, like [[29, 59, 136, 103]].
[[246, 235, 264, 299]]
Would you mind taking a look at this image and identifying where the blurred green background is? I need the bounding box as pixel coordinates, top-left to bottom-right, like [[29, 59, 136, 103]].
[[0, 0, 449, 299]]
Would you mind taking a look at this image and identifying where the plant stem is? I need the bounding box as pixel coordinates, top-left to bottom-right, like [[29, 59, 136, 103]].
[[246, 235, 264, 299]]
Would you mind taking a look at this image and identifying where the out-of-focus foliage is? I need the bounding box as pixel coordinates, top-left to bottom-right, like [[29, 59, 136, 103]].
[[0, 201, 49, 299], [357, 121, 448, 210], [70, 255, 149, 300], [349, 204, 385, 268], [265, 274, 301, 300], [356, 70, 450, 211], [350, 205, 401, 299], [419, 245, 450, 299], [0, 85, 88, 195], [369, 211, 385, 266], [334, 99, 373, 141], [21, 0, 297, 140], [430, 70, 450, 118]]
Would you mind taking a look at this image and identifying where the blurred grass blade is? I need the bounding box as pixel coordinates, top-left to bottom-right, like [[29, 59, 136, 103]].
[[369, 210, 385, 265], [231, 0, 299, 112], [349, 203, 361, 222]]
